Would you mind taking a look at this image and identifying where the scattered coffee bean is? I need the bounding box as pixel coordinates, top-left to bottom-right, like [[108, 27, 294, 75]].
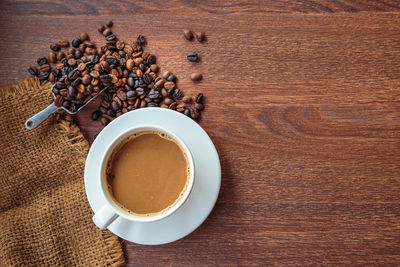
[[190, 72, 202, 81], [103, 28, 112, 37], [167, 74, 177, 83], [195, 93, 203, 103], [187, 52, 198, 62], [37, 57, 48, 66], [106, 20, 113, 28], [136, 35, 146, 46], [195, 31, 205, 42], [183, 29, 194, 41], [100, 116, 110, 126], [50, 43, 61, 52], [98, 25, 106, 33], [72, 38, 82, 48], [182, 96, 192, 103], [79, 32, 89, 41], [58, 40, 69, 47], [190, 108, 199, 119], [48, 52, 56, 64], [183, 108, 190, 116], [195, 102, 204, 110], [28, 66, 39, 76], [38, 72, 50, 81]]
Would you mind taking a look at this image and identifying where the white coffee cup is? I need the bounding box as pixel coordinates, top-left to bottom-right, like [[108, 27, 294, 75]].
[[92, 125, 195, 229]]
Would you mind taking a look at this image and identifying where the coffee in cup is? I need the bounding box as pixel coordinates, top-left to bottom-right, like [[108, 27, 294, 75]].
[[105, 130, 191, 217]]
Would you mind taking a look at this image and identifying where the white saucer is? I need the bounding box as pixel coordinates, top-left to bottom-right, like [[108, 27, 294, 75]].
[[84, 108, 221, 245]]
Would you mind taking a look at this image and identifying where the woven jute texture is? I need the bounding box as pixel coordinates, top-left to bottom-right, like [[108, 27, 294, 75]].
[[0, 78, 125, 266]]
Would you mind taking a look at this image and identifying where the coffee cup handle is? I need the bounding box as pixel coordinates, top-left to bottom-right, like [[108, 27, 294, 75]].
[[93, 205, 118, 230]]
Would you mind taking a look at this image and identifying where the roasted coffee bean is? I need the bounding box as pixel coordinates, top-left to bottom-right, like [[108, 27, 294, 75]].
[[191, 108, 200, 119], [164, 97, 173, 105], [126, 90, 136, 99], [190, 72, 202, 81], [91, 110, 100, 121], [136, 35, 146, 46], [140, 100, 147, 108], [117, 91, 127, 101], [84, 40, 95, 48], [195, 102, 204, 110], [106, 56, 118, 65], [127, 77, 135, 87], [48, 52, 56, 63], [183, 29, 194, 40], [155, 79, 165, 88], [48, 73, 55, 83], [28, 66, 39, 76], [52, 68, 61, 78], [172, 88, 183, 99], [74, 50, 83, 59], [50, 43, 60, 52], [106, 34, 116, 41], [176, 104, 185, 112], [57, 51, 66, 61], [150, 64, 159, 72], [167, 88, 174, 97], [72, 38, 81, 48], [79, 32, 89, 41], [183, 108, 190, 116], [169, 102, 177, 110], [134, 57, 143, 65], [111, 101, 119, 111], [182, 96, 192, 103], [99, 106, 107, 114], [164, 81, 175, 90], [71, 77, 81, 87], [103, 28, 112, 37], [77, 62, 86, 72], [162, 71, 170, 79], [107, 109, 116, 117], [98, 25, 106, 33], [68, 86, 77, 97], [59, 89, 67, 96], [62, 100, 70, 108], [90, 70, 100, 79], [147, 102, 158, 107], [153, 85, 161, 92], [58, 39, 69, 47], [195, 31, 205, 42], [54, 95, 63, 107], [55, 81, 66, 89], [37, 57, 48, 66], [68, 69, 78, 81], [187, 52, 198, 62], [82, 74, 91, 85], [106, 20, 113, 27], [68, 58, 77, 66], [142, 73, 153, 84], [148, 90, 160, 100], [69, 104, 77, 112], [139, 63, 146, 72], [146, 54, 156, 65], [136, 87, 145, 95], [167, 74, 177, 83], [100, 117, 110, 126], [195, 93, 203, 103], [38, 72, 50, 80]]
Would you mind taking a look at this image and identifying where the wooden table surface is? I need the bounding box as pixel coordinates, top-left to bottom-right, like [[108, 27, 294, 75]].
[[1, 1, 400, 266]]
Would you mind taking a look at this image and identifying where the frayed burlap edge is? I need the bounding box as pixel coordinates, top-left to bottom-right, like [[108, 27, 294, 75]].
[[0, 77, 126, 267]]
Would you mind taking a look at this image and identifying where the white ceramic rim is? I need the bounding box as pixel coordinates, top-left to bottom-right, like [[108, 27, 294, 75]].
[[98, 125, 195, 223]]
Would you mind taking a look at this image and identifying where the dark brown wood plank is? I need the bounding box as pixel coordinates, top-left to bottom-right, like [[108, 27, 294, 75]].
[[2, 0, 400, 15], [1, 11, 400, 266]]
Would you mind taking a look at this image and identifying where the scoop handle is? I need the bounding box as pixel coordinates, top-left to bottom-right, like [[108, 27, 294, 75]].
[[25, 103, 59, 130]]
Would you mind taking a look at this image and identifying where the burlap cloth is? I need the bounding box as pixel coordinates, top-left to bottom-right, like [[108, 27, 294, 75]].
[[0, 78, 125, 266]]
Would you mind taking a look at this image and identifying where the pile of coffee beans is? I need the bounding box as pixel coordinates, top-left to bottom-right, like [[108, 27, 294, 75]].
[[28, 22, 205, 125]]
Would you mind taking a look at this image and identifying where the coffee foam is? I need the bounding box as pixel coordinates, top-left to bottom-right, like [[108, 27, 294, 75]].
[[104, 130, 191, 218]]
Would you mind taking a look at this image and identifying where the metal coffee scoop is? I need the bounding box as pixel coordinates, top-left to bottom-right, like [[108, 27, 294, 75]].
[[25, 83, 107, 130]]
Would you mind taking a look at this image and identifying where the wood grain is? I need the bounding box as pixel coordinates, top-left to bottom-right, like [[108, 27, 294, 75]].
[[2, 0, 400, 15], [1, 4, 400, 266]]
